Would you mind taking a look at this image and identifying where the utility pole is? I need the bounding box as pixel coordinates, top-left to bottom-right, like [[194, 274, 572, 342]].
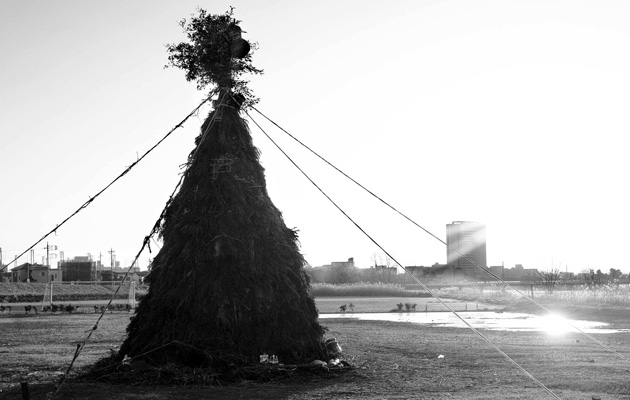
[[108, 248, 115, 270], [0, 248, 8, 273], [14, 256, 18, 282], [46, 243, 50, 283], [94, 252, 101, 281], [43, 243, 58, 283], [108, 248, 116, 285]]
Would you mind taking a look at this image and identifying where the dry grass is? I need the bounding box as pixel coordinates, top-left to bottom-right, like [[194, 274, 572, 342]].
[[315, 297, 502, 313], [0, 282, 135, 296], [312, 283, 430, 297], [0, 282, 147, 306], [437, 284, 630, 309]]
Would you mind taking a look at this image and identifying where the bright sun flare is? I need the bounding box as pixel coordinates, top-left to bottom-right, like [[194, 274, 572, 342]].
[[539, 313, 573, 336]]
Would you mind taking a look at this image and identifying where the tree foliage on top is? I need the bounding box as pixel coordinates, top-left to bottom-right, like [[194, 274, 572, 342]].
[[166, 7, 263, 107]]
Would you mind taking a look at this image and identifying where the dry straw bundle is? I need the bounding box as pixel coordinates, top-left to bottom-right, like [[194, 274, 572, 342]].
[[120, 103, 326, 368]]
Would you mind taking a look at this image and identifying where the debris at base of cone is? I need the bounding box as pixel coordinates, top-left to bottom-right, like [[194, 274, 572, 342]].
[[325, 337, 342, 358], [259, 354, 278, 364], [310, 360, 328, 370], [327, 358, 341, 367], [305, 359, 352, 371], [83, 353, 354, 387], [129, 359, 154, 371]]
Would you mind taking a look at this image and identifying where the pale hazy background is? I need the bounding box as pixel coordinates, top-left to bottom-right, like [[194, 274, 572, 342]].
[[2, 0, 629, 273]]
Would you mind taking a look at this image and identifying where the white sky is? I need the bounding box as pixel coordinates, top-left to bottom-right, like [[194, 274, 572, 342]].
[[2, 0, 630, 273]]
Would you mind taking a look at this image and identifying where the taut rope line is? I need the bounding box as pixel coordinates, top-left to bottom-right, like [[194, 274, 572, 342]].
[[10, 98, 211, 271], [48, 94, 228, 399], [245, 110, 563, 400], [248, 105, 630, 367]]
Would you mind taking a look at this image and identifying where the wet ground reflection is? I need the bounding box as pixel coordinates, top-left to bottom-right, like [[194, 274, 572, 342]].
[[320, 311, 629, 334]]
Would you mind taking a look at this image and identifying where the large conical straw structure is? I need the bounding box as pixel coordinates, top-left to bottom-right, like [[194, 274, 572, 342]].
[[119, 90, 326, 368]]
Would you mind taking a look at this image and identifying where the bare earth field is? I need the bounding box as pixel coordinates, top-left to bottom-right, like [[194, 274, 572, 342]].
[[1, 301, 629, 399]]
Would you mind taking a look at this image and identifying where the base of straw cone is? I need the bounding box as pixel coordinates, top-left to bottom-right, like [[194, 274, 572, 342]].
[[118, 104, 326, 369]]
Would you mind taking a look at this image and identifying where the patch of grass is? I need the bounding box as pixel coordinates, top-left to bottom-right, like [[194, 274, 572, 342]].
[[312, 283, 430, 297], [436, 284, 630, 309], [537, 284, 630, 306], [314, 297, 497, 313], [0, 282, 146, 303]]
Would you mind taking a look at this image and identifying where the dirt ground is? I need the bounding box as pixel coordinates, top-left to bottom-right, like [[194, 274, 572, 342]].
[[1, 306, 630, 399]]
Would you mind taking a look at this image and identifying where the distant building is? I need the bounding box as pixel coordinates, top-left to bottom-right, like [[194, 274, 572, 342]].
[[446, 221, 487, 278], [309, 257, 357, 283], [10, 263, 60, 282], [504, 264, 537, 281], [100, 266, 144, 283], [48, 268, 61, 282], [488, 265, 504, 279], [488, 264, 537, 281], [404, 266, 425, 276], [323, 257, 355, 269], [374, 264, 398, 275], [1, 262, 10, 282], [407, 263, 456, 280], [60, 256, 99, 282]]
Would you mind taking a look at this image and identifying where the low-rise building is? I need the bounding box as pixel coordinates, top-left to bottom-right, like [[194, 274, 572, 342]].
[[10, 263, 60, 282], [100, 268, 145, 283]]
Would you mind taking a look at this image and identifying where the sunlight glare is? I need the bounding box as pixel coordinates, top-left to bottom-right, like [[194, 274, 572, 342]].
[[539, 313, 572, 336]]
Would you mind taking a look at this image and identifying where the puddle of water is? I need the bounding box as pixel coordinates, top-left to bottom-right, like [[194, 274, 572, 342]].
[[320, 311, 629, 334]]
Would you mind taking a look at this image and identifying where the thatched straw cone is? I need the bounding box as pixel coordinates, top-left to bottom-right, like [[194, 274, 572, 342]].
[[119, 93, 326, 369]]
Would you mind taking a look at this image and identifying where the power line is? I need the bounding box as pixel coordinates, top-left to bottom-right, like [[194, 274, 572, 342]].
[[8, 98, 211, 272]]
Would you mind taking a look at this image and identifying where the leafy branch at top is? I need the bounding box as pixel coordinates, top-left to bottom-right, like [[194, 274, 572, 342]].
[[165, 8, 263, 108]]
